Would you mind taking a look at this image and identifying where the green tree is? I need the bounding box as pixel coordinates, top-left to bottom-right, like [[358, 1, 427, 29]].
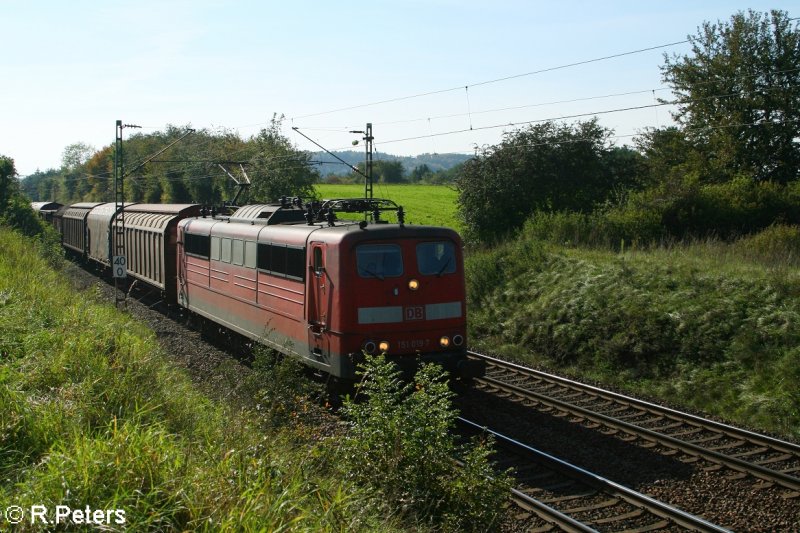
[[353, 159, 406, 184], [634, 126, 703, 185], [410, 163, 432, 183], [61, 142, 95, 170], [456, 119, 629, 243], [662, 9, 800, 183], [0, 155, 18, 206], [375, 160, 405, 183], [247, 116, 319, 202], [0, 155, 49, 237]]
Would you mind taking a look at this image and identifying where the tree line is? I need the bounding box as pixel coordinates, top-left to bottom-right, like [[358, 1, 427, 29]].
[[456, 9, 800, 245], [22, 116, 319, 207]]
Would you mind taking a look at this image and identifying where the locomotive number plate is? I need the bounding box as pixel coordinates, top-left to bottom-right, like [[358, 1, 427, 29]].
[[404, 306, 425, 321], [399, 339, 431, 350]]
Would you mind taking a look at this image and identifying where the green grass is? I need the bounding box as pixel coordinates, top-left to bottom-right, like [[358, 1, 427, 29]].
[[0, 227, 399, 532], [466, 229, 800, 438], [315, 184, 460, 230]]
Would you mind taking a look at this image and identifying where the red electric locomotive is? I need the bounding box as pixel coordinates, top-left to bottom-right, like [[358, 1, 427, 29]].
[[176, 198, 484, 381]]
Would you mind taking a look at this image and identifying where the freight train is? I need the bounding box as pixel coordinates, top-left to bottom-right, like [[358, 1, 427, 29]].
[[33, 198, 484, 381]]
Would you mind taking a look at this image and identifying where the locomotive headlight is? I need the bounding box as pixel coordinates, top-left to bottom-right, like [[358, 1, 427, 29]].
[[408, 279, 419, 291], [439, 336, 450, 348], [379, 341, 390, 353], [363, 341, 377, 354], [453, 334, 464, 347]]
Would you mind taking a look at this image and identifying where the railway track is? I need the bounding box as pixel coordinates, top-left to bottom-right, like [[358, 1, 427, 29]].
[[468, 351, 800, 495], [458, 418, 730, 532]]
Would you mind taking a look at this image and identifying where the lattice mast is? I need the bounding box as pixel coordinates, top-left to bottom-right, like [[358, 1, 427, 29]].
[[113, 121, 141, 308], [364, 122, 373, 200], [113, 120, 126, 308]]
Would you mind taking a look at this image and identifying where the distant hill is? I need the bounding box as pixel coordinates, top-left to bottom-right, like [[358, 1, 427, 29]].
[[311, 150, 472, 176]]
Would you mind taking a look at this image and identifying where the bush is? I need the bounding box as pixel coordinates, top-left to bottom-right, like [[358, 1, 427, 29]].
[[455, 120, 629, 244], [731, 224, 800, 267], [246, 347, 324, 429], [331, 355, 510, 531], [522, 177, 800, 250]]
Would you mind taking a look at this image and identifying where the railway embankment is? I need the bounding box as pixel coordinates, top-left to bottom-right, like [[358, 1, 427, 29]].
[[0, 227, 400, 531], [1, 226, 510, 532], [467, 225, 800, 439]]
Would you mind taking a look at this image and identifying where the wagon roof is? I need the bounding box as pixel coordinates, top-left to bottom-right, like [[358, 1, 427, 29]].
[[124, 204, 200, 215], [30, 201, 62, 211]]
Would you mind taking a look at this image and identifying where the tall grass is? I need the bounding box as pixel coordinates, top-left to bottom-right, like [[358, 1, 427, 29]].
[[0, 227, 397, 532], [466, 225, 800, 437]]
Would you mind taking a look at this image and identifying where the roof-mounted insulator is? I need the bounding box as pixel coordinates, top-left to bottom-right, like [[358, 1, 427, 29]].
[[397, 206, 405, 226]]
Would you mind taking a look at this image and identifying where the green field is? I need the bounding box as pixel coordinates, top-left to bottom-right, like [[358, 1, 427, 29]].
[[315, 184, 460, 231]]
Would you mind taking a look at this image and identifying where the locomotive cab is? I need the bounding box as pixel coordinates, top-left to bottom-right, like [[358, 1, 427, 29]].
[[309, 222, 484, 381]]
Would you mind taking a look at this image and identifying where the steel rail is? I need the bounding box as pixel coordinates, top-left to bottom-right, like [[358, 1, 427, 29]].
[[469, 351, 800, 456], [459, 417, 731, 533], [508, 487, 600, 533], [468, 352, 800, 492]]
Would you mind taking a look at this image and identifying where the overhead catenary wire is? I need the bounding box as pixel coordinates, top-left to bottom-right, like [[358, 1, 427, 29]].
[[288, 39, 690, 121], [289, 66, 800, 134], [46, 116, 798, 185], [30, 62, 800, 185]]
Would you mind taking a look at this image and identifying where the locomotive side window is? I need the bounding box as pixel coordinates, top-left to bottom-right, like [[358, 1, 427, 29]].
[[417, 241, 456, 276], [210, 236, 221, 260], [271, 245, 287, 273], [357, 244, 403, 279], [244, 241, 257, 268], [232, 239, 244, 266], [184, 233, 210, 258], [286, 247, 305, 280], [221, 238, 232, 263], [313, 247, 323, 275], [256, 243, 306, 282], [257, 243, 272, 271]]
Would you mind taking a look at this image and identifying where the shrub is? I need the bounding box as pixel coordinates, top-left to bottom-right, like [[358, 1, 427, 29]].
[[731, 224, 800, 267], [331, 355, 510, 531], [246, 347, 324, 429], [521, 177, 800, 250]]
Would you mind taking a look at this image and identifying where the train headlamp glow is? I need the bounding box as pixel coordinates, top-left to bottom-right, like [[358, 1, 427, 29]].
[[408, 279, 419, 291], [439, 336, 450, 348], [378, 341, 390, 352]]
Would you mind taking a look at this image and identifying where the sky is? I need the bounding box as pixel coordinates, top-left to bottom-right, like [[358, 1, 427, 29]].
[[1, 1, 795, 177]]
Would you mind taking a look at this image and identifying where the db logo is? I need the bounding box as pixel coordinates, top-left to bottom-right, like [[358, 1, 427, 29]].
[[404, 306, 425, 321]]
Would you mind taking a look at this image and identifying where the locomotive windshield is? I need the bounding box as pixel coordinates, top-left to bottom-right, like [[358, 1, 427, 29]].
[[357, 244, 403, 279], [417, 241, 456, 276]]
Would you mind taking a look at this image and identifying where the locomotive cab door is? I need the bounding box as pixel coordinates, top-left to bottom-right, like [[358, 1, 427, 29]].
[[307, 242, 329, 361]]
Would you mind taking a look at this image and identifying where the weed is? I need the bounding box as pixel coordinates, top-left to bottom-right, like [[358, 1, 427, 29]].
[[329, 354, 511, 531]]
